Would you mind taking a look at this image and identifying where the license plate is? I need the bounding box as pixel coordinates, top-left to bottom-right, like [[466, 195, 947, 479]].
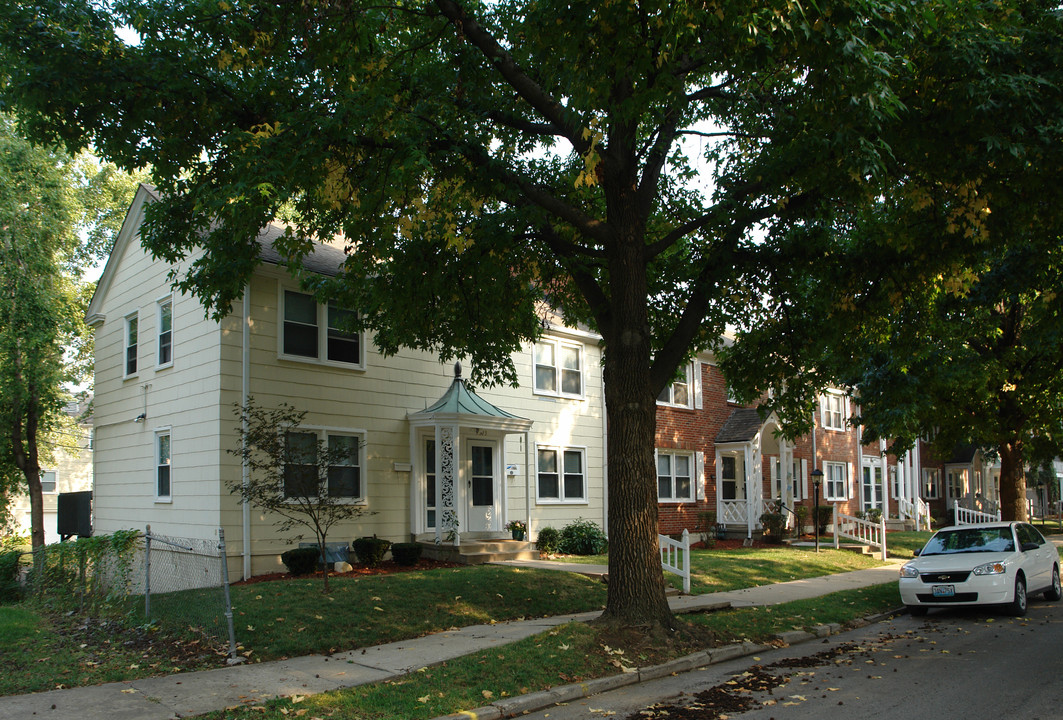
[[932, 585, 955, 598]]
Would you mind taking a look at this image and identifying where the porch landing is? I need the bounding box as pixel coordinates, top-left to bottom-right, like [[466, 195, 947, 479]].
[[418, 537, 539, 565]]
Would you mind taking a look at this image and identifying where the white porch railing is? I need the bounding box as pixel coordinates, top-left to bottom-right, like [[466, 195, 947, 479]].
[[659, 530, 691, 594], [897, 497, 933, 530], [717, 500, 747, 524], [953, 500, 1001, 525], [833, 505, 888, 560]]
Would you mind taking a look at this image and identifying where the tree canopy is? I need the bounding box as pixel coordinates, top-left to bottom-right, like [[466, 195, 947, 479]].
[[4, 0, 1057, 625], [720, 3, 1063, 520], [0, 114, 142, 544]]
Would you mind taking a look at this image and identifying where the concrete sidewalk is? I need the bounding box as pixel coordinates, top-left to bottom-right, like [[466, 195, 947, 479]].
[[0, 563, 903, 720]]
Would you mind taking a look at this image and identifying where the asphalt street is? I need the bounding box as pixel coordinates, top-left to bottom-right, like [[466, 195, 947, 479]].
[[514, 598, 1063, 720]]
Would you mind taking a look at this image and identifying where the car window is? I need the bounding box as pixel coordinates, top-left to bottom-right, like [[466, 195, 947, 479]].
[[921, 527, 1014, 555], [1017, 524, 1043, 547]]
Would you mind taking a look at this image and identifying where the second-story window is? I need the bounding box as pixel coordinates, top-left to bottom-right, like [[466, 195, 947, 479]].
[[124, 313, 138, 377], [281, 289, 363, 368], [157, 297, 173, 368], [820, 392, 847, 431], [658, 365, 693, 408], [533, 338, 583, 398]]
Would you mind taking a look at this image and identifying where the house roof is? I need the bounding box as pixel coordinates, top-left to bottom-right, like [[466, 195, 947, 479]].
[[715, 407, 766, 443], [408, 363, 532, 432], [255, 224, 346, 277], [948, 444, 978, 464]]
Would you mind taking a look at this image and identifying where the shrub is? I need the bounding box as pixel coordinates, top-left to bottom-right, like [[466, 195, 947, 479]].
[[865, 508, 883, 524], [759, 512, 787, 544], [536, 526, 561, 554], [281, 547, 320, 575], [814, 505, 833, 536], [391, 542, 423, 566], [352, 536, 392, 567], [0, 549, 23, 604], [558, 518, 608, 555], [793, 505, 809, 537]]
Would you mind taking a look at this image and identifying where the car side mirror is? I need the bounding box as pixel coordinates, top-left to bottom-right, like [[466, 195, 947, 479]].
[[913, 549, 921, 556], [1022, 542, 1039, 552]]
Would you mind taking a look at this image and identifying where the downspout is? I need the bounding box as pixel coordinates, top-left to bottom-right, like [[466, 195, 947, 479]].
[[241, 284, 252, 580], [524, 430, 531, 537]]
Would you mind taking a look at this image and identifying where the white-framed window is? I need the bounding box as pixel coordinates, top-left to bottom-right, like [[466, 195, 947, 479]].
[[824, 461, 847, 501], [40, 470, 57, 494], [720, 454, 738, 500], [947, 468, 967, 500], [124, 312, 139, 378], [922, 468, 940, 499], [533, 338, 583, 398], [536, 446, 586, 503], [820, 392, 848, 431], [424, 438, 437, 529], [280, 288, 364, 368], [657, 451, 694, 502], [156, 296, 173, 368], [282, 429, 365, 501], [726, 382, 740, 405], [658, 364, 693, 408], [155, 429, 171, 502]]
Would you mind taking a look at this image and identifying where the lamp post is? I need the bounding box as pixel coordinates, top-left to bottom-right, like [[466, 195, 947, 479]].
[[811, 469, 824, 553]]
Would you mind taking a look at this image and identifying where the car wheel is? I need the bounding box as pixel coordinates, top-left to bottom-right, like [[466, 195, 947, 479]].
[[1045, 566, 1062, 602], [1007, 575, 1027, 616], [907, 605, 928, 617]]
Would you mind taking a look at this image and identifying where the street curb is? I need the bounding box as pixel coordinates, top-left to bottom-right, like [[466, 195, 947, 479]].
[[428, 608, 906, 720]]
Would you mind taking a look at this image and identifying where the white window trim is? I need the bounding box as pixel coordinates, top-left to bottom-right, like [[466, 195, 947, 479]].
[[277, 285, 367, 371], [922, 468, 940, 500], [824, 460, 848, 501], [40, 470, 58, 495], [656, 449, 696, 503], [657, 363, 696, 409], [156, 295, 174, 370], [532, 337, 585, 400], [535, 444, 588, 504], [154, 426, 172, 503], [820, 391, 848, 431], [123, 311, 139, 379], [281, 425, 369, 504]]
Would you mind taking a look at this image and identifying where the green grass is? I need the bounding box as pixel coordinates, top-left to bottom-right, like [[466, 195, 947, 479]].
[[556, 546, 884, 593], [197, 582, 904, 720], [885, 531, 934, 559]]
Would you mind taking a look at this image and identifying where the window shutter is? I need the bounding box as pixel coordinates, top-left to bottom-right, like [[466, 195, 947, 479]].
[[847, 462, 855, 499], [695, 451, 705, 500], [693, 362, 703, 409], [801, 459, 808, 499]]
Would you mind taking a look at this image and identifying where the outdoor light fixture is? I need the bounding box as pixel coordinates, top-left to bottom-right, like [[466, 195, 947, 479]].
[[811, 469, 824, 553]]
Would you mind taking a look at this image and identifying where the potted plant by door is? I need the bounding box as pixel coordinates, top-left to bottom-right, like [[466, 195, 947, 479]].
[[505, 520, 527, 541]]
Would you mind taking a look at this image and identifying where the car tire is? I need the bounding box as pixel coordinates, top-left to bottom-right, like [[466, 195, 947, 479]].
[[1007, 575, 1027, 616], [1045, 566, 1062, 602], [907, 605, 928, 617]]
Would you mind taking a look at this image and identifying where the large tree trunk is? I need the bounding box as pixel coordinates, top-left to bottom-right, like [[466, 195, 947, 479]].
[[998, 439, 1027, 522], [597, 228, 675, 633]]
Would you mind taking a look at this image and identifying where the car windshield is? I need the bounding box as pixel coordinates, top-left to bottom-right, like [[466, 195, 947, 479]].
[[921, 527, 1014, 555]]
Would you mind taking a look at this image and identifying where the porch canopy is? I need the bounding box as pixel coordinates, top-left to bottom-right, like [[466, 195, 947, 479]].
[[407, 363, 531, 545], [714, 407, 797, 538]]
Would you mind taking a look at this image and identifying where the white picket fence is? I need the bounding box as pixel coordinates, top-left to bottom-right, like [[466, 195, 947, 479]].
[[832, 506, 888, 560], [953, 500, 1001, 525], [659, 529, 691, 594]]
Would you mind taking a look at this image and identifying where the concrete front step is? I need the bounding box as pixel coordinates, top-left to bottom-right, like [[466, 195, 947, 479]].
[[420, 539, 539, 565]]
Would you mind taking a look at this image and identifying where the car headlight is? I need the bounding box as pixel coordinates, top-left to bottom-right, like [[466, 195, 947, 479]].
[[900, 564, 919, 578], [972, 562, 1006, 576]]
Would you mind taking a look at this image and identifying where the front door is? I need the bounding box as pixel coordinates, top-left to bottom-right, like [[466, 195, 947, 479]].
[[862, 464, 883, 511], [467, 441, 497, 532]]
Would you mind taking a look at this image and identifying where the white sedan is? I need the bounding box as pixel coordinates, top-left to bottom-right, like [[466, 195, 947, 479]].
[[899, 521, 1061, 616]]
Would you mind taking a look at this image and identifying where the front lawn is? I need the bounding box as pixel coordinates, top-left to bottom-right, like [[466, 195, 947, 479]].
[[556, 545, 885, 593]]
